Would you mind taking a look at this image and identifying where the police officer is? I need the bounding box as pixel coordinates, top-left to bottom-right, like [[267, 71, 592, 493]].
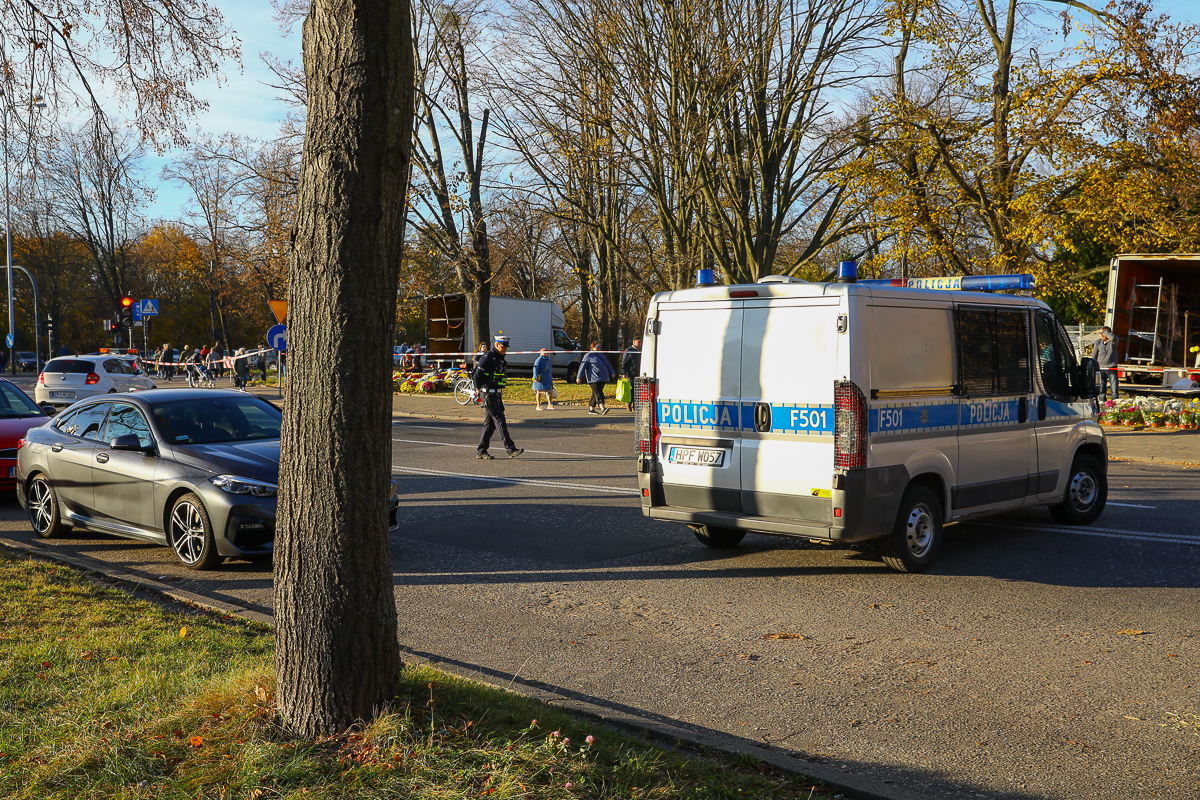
[[474, 335, 524, 460]]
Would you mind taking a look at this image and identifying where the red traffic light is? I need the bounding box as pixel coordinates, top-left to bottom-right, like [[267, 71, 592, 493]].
[[121, 296, 134, 308]]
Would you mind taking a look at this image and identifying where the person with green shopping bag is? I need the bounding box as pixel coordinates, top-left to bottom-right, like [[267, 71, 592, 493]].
[[620, 338, 641, 411]]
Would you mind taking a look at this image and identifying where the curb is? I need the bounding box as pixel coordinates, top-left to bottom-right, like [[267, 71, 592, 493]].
[[0, 536, 915, 800]]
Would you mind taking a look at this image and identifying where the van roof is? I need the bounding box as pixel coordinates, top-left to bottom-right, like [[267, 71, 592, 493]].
[[650, 281, 1050, 309]]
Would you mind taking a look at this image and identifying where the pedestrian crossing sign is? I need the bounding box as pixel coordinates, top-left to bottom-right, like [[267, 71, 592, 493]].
[[140, 299, 159, 316]]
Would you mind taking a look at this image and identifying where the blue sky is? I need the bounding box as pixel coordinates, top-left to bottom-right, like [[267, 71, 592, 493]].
[[144, 3, 300, 221], [145, 0, 1197, 221]]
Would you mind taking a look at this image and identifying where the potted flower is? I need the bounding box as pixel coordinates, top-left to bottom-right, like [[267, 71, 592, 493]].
[[1148, 412, 1165, 428]]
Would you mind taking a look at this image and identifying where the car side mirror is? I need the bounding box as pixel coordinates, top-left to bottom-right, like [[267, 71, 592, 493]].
[[1077, 357, 1099, 399], [40, 405, 57, 416], [110, 434, 148, 452]]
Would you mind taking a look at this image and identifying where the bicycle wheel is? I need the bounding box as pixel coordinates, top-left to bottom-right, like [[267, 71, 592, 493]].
[[454, 377, 475, 405]]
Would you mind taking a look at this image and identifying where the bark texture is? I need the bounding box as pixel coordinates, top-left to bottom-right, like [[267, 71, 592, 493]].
[[275, 0, 413, 737]]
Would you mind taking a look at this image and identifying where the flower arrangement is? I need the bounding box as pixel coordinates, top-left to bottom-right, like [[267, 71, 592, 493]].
[[1097, 397, 1200, 429], [393, 369, 461, 395]]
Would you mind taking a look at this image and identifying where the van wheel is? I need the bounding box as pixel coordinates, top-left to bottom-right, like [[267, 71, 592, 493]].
[[690, 524, 746, 549], [880, 485, 943, 573], [1049, 454, 1106, 525]]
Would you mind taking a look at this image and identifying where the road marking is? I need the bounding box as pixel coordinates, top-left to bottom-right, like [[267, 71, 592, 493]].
[[392, 422, 452, 430], [391, 437, 630, 460], [978, 521, 1200, 546], [392, 464, 640, 495], [1106, 502, 1157, 509]]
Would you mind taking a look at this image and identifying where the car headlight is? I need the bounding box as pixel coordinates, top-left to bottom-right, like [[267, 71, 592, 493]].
[[211, 475, 278, 498]]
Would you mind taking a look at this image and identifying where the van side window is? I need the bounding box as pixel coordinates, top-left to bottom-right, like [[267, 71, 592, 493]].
[[956, 306, 1031, 396], [1035, 312, 1079, 398]]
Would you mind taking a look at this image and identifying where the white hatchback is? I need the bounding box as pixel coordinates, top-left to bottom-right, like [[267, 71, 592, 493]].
[[35, 356, 157, 408]]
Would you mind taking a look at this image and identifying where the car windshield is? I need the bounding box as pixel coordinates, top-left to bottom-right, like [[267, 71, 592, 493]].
[[0, 382, 44, 418], [149, 396, 282, 445], [43, 359, 97, 374]]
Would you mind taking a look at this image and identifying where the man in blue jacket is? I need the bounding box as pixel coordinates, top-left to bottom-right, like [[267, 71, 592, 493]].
[[473, 335, 523, 460], [576, 341, 616, 415]]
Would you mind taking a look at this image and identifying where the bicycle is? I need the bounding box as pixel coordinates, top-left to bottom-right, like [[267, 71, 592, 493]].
[[453, 373, 481, 405]]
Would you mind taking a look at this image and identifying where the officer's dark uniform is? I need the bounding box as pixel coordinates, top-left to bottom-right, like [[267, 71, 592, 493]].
[[474, 343, 520, 458]]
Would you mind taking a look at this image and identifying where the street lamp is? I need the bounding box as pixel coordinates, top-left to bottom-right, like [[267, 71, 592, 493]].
[[1, 89, 47, 374]]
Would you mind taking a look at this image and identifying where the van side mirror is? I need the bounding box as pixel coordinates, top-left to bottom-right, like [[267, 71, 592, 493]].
[[1077, 357, 1099, 399]]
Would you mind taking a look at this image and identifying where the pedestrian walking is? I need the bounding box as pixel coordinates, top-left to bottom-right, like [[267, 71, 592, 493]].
[[576, 341, 615, 415], [532, 348, 556, 410], [621, 338, 642, 411], [210, 342, 224, 380], [1094, 326, 1120, 402], [234, 348, 251, 390], [473, 335, 523, 460], [256, 345, 269, 382]]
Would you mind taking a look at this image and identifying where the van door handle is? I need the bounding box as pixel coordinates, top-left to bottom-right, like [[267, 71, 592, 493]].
[[1018, 396, 1028, 423], [1037, 395, 1047, 421], [96, 453, 109, 464]]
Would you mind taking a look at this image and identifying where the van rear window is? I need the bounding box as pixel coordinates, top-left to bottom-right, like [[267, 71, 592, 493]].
[[43, 360, 97, 374]]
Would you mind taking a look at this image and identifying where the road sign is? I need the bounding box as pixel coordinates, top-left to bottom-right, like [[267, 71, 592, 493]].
[[140, 299, 159, 316], [267, 323, 287, 353], [269, 300, 288, 324], [132, 303, 142, 322], [4, 334, 11, 347]]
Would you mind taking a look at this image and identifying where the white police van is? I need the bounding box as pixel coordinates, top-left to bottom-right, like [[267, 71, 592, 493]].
[[632, 264, 1106, 572]]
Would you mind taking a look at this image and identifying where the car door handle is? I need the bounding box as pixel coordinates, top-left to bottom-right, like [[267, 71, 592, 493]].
[[51, 443, 63, 452], [96, 453, 109, 464], [1018, 396, 1028, 424]]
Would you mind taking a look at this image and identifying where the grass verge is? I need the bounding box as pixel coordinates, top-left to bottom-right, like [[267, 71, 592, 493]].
[[0, 550, 840, 799]]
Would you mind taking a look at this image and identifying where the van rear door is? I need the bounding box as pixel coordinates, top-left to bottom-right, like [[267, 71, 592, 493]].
[[654, 302, 743, 513], [739, 300, 840, 518]]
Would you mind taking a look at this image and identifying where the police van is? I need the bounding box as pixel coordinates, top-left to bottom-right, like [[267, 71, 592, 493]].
[[632, 264, 1106, 572]]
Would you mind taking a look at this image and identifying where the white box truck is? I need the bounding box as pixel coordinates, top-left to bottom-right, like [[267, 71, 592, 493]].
[[633, 268, 1107, 573], [425, 294, 580, 376]]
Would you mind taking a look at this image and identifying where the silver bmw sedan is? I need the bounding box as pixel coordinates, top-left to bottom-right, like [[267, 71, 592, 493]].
[[17, 389, 399, 569]]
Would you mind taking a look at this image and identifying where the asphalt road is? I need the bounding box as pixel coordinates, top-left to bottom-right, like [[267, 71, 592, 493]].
[[1, 408, 1197, 799]]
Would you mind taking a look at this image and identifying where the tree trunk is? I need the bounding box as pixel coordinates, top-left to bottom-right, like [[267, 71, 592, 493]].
[[275, 0, 413, 738], [471, 276, 491, 352]]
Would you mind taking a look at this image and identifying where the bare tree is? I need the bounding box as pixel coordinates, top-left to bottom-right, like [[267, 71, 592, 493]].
[[163, 136, 252, 346], [409, 0, 498, 346], [274, 0, 415, 737], [42, 117, 149, 309], [0, 0, 238, 147]]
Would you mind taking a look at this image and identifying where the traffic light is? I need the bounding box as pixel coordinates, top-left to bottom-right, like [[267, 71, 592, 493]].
[[119, 296, 135, 330]]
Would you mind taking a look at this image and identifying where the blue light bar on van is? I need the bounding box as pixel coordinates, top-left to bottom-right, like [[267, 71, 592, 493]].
[[695, 268, 716, 286], [859, 274, 1035, 292]]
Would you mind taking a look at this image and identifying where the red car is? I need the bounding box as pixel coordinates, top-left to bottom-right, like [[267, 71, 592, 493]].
[[0, 378, 51, 489]]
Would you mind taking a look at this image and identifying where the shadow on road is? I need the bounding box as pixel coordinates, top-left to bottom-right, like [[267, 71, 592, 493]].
[[403, 644, 1049, 800]]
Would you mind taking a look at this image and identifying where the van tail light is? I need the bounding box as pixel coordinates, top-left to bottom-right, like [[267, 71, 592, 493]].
[[834, 380, 868, 470], [634, 377, 658, 456], [85, 373, 100, 385]]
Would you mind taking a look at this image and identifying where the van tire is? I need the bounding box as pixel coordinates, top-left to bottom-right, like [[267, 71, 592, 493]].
[[1049, 453, 1106, 525], [690, 524, 745, 549], [880, 485, 943, 573]]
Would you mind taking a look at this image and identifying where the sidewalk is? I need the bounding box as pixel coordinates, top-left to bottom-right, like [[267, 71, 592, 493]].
[[389, 391, 634, 429], [1102, 425, 1200, 466]]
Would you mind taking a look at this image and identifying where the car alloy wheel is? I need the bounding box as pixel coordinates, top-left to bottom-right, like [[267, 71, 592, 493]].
[[28, 476, 69, 538], [168, 494, 221, 569]]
